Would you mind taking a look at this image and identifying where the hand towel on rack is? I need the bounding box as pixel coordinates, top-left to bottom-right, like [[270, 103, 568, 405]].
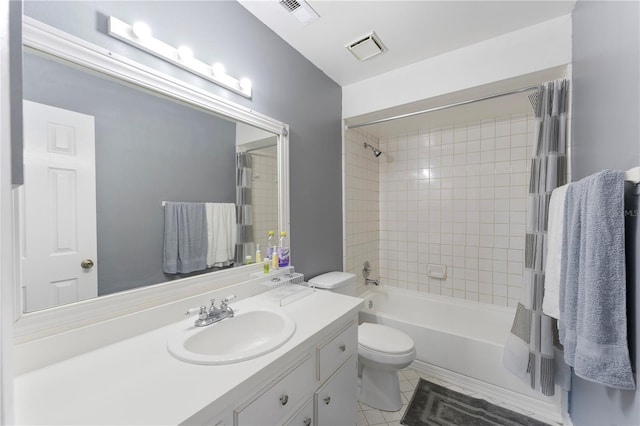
[[206, 203, 237, 268], [163, 202, 208, 274], [559, 170, 635, 389], [542, 184, 568, 319]]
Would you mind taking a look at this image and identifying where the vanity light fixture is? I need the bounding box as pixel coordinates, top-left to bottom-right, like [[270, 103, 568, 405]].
[[107, 16, 252, 98], [211, 62, 225, 77], [239, 77, 252, 92], [176, 45, 193, 61], [131, 22, 152, 40]]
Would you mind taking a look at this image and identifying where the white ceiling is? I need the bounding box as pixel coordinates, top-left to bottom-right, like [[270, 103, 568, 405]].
[[238, 0, 575, 87]]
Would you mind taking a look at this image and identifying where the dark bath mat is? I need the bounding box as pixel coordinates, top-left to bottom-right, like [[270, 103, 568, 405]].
[[401, 378, 551, 426]]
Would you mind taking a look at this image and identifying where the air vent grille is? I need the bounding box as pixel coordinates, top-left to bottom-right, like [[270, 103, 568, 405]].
[[346, 32, 386, 62], [279, 0, 301, 13], [349, 35, 382, 52], [279, 0, 320, 25]]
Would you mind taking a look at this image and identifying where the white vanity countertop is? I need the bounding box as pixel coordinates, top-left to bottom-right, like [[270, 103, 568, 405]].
[[13, 289, 363, 425]]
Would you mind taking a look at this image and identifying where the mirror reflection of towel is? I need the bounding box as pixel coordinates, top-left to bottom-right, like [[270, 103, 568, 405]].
[[206, 203, 237, 268], [163, 202, 208, 274]]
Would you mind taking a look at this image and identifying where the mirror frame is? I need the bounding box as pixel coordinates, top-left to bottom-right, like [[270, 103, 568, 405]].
[[14, 17, 290, 342]]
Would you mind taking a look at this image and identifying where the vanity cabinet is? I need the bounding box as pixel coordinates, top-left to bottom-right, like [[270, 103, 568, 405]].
[[230, 320, 358, 426], [234, 354, 315, 425], [13, 283, 364, 426], [283, 398, 314, 426], [315, 356, 357, 426]]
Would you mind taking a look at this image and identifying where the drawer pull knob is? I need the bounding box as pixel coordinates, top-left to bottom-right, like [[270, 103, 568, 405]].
[[323, 396, 331, 405], [339, 344, 346, 352], [303, 417, 312, 426], [279, 394, 289, 406]]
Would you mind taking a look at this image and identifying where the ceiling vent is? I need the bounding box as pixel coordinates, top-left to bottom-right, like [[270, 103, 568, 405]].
[[346, 32, 386, 62], [279, 0, 320, 25]]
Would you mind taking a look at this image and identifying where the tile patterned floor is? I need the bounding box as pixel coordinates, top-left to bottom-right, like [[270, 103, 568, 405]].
[[356, 368, 418, 426], [356, 367, 559, 426]]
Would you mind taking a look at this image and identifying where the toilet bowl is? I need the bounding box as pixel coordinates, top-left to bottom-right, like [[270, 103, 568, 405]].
[[308, 272, 417, 412], [358, 322, 416, 411]]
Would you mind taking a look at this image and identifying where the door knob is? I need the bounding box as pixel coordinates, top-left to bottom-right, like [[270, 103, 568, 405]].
[[81, 259, 94, 269]]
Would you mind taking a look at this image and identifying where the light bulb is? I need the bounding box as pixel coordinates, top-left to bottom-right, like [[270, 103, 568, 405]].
[[177, 45, 193, 61], [131, 22, 152, 40], [211, 63, 225, 77], [239, 77, 252, 92]]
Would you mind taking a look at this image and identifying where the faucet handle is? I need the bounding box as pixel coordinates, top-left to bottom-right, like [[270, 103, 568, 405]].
[[185, 306, 208, 320], [221, 295, 236, 306]]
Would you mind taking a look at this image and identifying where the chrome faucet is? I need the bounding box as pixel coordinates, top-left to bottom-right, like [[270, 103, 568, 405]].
[[363, 261, 379, 286], [186, 295, 236, 327]]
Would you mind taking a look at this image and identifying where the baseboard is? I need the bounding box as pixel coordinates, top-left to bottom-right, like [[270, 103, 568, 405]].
[[410, 360, 563, 425]]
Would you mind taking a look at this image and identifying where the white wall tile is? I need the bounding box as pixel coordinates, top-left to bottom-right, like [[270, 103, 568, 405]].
[[346, 114, 535, 305]]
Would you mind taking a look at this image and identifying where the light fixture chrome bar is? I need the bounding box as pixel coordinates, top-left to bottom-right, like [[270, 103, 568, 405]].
[[346, 85, 540, 130], [107, 16, 252, 98]]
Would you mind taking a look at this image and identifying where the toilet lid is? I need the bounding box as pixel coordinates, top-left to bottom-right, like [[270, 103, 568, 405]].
[[358, 323, 414, 354]]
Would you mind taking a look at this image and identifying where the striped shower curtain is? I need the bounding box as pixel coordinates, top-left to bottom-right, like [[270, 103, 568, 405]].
[[235, 152, 254, 265], [502, 80, 569, 396]]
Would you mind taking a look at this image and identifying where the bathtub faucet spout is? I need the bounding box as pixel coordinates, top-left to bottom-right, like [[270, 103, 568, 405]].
[[365, 278, 379, 286]]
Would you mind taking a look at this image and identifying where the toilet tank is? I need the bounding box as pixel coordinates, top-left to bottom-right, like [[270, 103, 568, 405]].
[[308, 272, 357, 296]]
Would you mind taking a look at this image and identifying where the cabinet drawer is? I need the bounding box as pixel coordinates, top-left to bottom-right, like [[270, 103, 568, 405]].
[[283, 398, 313, 426], [315, 356, 357, 426], [234, 354, 314, 425], [316, 321, 357, 382]]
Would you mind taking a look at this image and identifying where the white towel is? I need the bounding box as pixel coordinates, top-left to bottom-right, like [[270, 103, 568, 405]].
[[542, 184, 568, 319], [206, 203, 237, 268]]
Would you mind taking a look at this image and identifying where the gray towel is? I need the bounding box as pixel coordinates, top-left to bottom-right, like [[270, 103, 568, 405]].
[[163, 202, 208, 274], [559, 170, 635, 389]]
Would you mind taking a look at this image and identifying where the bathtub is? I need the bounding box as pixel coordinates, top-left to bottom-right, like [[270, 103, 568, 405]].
[[359, 286, 562, 422]]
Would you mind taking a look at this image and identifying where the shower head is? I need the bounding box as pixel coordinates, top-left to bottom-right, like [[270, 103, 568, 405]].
[[364, 142, 382, 157]]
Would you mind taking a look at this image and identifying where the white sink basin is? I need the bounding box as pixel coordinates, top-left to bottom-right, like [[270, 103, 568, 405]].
[[167, 308, 296, 365]]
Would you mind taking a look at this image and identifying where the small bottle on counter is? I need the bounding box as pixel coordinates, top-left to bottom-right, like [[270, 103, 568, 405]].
[[278, 231, 290, 268], [263, 257, 270, 273], [245, 255, 252, 265], [267, 231, 275, 259], [255, 244, 262, 263]]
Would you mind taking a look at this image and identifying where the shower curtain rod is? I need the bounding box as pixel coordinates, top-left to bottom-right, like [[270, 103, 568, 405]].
[[240, 145, 277, 153], [345, 85, 540, 130]]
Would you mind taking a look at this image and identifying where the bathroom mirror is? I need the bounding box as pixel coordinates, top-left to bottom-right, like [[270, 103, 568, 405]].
[[15, 18, 289, 317]]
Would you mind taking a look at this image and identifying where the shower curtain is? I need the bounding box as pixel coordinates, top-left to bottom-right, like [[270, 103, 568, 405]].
[[235, 152, 254, 265], [503, 80, 569, 396]]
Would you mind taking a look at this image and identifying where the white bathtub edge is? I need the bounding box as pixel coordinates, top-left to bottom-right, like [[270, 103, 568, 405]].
[[410, 360, 563, 426]]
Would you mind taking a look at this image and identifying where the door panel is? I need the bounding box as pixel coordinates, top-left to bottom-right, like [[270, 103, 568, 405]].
[[21, 101, 98, 312]]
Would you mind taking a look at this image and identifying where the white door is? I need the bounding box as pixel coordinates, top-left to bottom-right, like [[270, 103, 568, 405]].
[[20, 100, 98, 312]]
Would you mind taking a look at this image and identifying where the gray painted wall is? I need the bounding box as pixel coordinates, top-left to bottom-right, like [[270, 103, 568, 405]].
[[10, 0, 22, 186], [23, 1, 343, 280], [570, 1, 640, 424], [22, 52, 237, 296]]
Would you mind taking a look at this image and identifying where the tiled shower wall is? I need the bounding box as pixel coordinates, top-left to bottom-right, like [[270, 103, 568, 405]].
[[344, 129, 379, 295], [345, 114, 535, 307], [251, 148, 278, 254]]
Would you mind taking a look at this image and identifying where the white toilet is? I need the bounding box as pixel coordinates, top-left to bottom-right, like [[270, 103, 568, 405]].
[[308, 272, 416, 411]]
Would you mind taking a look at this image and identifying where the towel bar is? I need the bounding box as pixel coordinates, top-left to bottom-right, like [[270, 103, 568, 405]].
[[624, 167, 640, 184]]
